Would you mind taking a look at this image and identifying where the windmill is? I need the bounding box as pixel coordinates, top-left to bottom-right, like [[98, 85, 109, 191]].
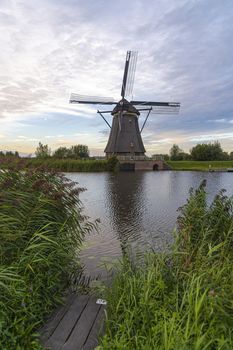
[[70, 51, 180, 159]]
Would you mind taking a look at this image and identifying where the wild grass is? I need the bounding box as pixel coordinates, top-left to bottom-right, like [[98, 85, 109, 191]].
[[0, 169, 94, 349], [167, 160, 233, 171], [0, 156, 118, 172], [100, 181, 233, 349]]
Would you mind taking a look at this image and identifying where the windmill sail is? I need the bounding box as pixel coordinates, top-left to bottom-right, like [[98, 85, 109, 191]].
[[131, 100, 180, 107], [121, 51, 138, 98], [131, 100, 180, 114], [70, 93, 117, 105], [124, 51, 138, 98]]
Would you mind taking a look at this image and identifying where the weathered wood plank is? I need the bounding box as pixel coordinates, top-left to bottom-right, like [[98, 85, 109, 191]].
[[83, 305, 106, 350], [39, 294, 76, 344], [62, 296, 101, 350], [44, 295, 90, 350]]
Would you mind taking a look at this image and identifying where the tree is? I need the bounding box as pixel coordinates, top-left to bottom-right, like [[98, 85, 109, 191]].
[[70, 145, 89, 159], [179, 152, 192, 160], [190, 141, 225, 161], [53, 147, 70, 159], [170, 144, 184, 161], [5, 151, 15, 157], [222, 152, 229, 160], [35, 142, 51, 158], [229, 151, 233, 160]]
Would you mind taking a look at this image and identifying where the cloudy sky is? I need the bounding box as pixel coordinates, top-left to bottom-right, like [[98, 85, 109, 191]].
[[0, 0, 233, 155]]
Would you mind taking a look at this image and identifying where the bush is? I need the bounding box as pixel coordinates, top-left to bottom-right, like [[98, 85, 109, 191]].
[[0, 169, 93, 349], [106, 156, 119, 171]]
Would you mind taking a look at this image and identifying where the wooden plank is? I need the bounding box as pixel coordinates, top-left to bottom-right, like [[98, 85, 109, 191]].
[[39, 294, 76, 344], [83, 305, 106, 350], [62, 296, 101, 350], [45, 295, 90, 350]]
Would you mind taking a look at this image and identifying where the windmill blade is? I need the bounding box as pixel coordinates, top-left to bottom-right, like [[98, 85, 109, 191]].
[[118, 101, 124, 132], [124, 51, 138, 98], [150, 105, 180, 114], [121, 51, 138, 98], [69, 93, 117, 105], [131, 101, 180, 114], [137, 106, 180, 114], [131, 100, 180, 107]]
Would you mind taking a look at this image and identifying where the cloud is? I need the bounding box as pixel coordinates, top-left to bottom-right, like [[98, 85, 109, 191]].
[[0, 0, 233, 153], [190, 132, 233, 142]]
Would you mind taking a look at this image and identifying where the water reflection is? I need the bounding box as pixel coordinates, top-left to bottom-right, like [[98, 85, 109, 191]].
[[106, 172, 146, 256], [67, 171, 233, 278]]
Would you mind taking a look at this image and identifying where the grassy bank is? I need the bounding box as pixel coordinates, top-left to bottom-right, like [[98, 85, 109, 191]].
[[167, 160, 233, 171], [0, 169, 93, 349], [0, 157, 118, 172], [100, 182, 233, 349]]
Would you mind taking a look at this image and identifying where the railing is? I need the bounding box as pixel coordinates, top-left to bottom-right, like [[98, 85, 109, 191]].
[[117, 155, 147, 161]]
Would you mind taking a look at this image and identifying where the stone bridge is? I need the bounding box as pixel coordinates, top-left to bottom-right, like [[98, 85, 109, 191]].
[[119, 160, 171, 171]]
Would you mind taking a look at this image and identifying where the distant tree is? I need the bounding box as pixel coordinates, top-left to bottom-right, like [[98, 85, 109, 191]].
[[70, 145, 89, 159], [222, 152, 229, 160], [5, 151, 15, 157], [170, 144, 184, 161], [35, 142, 51, 158], [190, 141, 225, 161], [179, 152, 192, 160], [53, 147, 70, 159], [0, 151, 5, 157], [14, 151, 19, 157], [229, 151, 233, 160]]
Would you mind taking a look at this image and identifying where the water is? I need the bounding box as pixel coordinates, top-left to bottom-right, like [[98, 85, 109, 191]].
[[67, 171, 233, 279]]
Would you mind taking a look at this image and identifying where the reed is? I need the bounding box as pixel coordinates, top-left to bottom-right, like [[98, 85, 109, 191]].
[[0, 169, 93, 349], [100, 181, 233, 349], [0, 157, 118, 172]]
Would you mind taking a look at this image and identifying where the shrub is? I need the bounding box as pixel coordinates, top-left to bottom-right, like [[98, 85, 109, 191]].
[[0, 169, 93, 349]]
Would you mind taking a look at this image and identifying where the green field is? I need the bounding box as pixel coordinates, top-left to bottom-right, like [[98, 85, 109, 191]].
[[167, 160, 233, 171]]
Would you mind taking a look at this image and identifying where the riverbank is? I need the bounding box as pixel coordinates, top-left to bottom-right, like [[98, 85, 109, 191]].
[[0, 169, 92, 349], [99, 182, 233, 349], [1, 157, 233, 172], [167, 160, 233, 171], [0, 157, 118, 172]]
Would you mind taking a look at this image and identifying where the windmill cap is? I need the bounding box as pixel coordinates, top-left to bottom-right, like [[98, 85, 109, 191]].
[[111, 98, 140, 116]]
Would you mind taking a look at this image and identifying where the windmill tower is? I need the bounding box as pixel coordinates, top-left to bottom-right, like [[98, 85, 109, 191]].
[[70, 51, 180, 160]]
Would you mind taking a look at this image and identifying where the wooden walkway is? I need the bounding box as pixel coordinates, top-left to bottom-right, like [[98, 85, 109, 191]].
[[39, 294, 106, 350]]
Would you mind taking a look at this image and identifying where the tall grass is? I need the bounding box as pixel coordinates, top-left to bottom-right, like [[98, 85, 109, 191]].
[[0, 156, 118, 172], [0, 169, 94, 349], [100, 181, 233, 349]]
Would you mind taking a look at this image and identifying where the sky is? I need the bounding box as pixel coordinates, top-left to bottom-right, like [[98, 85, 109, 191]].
[[0, 0, 233, 156]]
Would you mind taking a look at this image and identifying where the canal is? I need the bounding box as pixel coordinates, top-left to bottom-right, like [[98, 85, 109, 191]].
[[67, 171, 233, 279]]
